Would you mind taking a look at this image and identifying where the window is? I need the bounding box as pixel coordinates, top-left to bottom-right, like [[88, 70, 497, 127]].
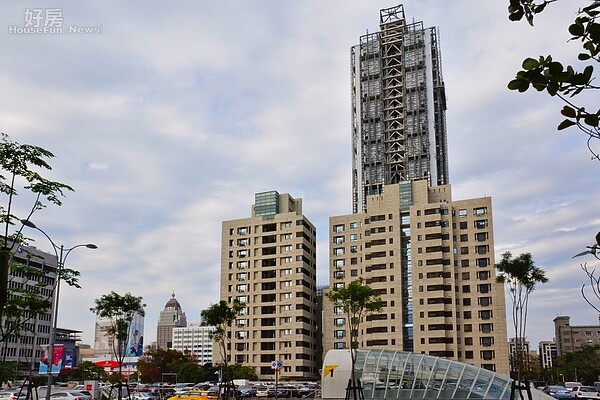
[[476, 245, 489, 254], [462, 272, 470, 280], [460, 234, 468, 242], [351, 269, 358, 277], [237, 227, 248, 235], [460, 247, 469, 255], [480, 337, 494, 347], [464, 337, 473, 345], [334, 306, 344, 315], [237, 249, 248, 257], [474, 207, 487, 216], [458, 209, 467, 217], [477, 271, 490, 280], [282, 245, 292, 252], [334, 330, 345, 339], [478, 297, 491, 307], [334, 318, 345, 327], [478, 284, 491, 293], [481, 350, 495, 360], [334, 342, 346, 349], [459, 222, 468, 229], [465, 351, 473, 359], [463, 298, 471, 306], [350, 222, 358, 230], [462, 285, 470, 293], [334, 259, 345, 268], [480, 323, 493, 333], [334, 248, 344, 256], [463, 311, 472, 320], [479, 310, 492, 320], [476, 258, 489, 267], [464, 324, 472, 332], [334, 236, 344, 245], [350, 234, 358, 241], [282, 221, 292, 229], [350, 246, 357, 253], [333, 224, 344, 233], [475, 219, 488, 229], [475, 232, 488, 241], [461, 259, 469, 267]]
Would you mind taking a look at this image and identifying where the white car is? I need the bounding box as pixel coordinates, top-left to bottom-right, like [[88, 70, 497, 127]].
[[45, 391, 92, 400], [571, 386, 600, 399]]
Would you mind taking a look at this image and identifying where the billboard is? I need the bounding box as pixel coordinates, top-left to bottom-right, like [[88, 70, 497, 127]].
[[39, 344, 64, 374], [126, 312, 144, 357]]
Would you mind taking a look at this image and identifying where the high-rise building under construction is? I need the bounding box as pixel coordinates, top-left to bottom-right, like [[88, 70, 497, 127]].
[[323, 4, 510, 376], [351, 4, 449, 213]]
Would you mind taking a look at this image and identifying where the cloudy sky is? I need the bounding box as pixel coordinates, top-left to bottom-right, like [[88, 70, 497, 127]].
[[1, 1, 598, 351]]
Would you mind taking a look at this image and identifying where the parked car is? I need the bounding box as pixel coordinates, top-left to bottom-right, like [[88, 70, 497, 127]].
[[236, 386, 257, 398], [567, 383, 585, 392], [543, 386, 571, 400], [0, 388, 37, 400], [570, 386, 600, 399], [122, 392, 159, 400], [274, 386, 298, 398], [43, 391, 91, 400], [255, 387, 275, 398], [167, 390, 217, 400]]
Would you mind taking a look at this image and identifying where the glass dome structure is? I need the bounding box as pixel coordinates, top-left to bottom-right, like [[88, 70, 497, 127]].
[[322, 349, 552, 400]]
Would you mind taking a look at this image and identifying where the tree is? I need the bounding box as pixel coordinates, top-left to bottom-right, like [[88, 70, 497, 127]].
[[0, 133, 76, 384], [200, 300, 244, 400], [58, 360, 107, 382], [0, 132, 74, 322], [90, 292, 145, 398], [496, 252, 548, 380], [506, 1, 600, 160], [136, 347, 198, 383], [573, 231, 600, 312], [325, 278, 382, 400]]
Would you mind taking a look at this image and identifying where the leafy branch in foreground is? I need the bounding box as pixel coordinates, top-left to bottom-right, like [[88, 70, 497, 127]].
[[507, 1, 600, 160]]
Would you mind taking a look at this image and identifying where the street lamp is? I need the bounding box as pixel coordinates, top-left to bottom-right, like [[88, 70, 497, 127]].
[[21, 219, 97, 400]]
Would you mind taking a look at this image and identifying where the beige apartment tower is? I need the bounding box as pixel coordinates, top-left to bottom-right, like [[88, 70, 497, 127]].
[[221, 191, 319, 381], [324, 180, 509, 376]]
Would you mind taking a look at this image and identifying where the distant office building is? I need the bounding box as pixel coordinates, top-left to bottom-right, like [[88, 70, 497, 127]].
[[156, 293, 187, 349], [554, 315, 600, 356], [172, 323, 214, 366], [351, 4, 449, 213], [323, 180, 509, 376], [1, 243, 55, 368], [538, 340, 557, 369], [221, 190, 319, 381]]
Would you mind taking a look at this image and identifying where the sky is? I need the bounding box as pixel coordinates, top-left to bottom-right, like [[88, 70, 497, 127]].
[[1, 1, 599, 352]]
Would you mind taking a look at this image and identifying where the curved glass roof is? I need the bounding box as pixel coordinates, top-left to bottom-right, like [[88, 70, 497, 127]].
[[353, 349, 513, 400]]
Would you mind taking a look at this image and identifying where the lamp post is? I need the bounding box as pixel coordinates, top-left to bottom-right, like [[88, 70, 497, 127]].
[[21, 219, 97, 400]]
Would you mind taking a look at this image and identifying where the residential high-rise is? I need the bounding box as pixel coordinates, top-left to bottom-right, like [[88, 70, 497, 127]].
[[172, 323, 213, 366], [156, 293, 187, 349], [324, 180, 509, 375], [221, 190, 319, 381], [351, 4, 449, 213], [538, 340, 557, 369]]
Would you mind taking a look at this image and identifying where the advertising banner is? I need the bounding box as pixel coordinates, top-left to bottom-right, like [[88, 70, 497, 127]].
[[39, 344, 64, 374], [125, 312, 145, 357]]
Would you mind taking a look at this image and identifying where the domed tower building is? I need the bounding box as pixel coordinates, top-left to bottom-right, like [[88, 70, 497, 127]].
[[156, 293, 187, 349]]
